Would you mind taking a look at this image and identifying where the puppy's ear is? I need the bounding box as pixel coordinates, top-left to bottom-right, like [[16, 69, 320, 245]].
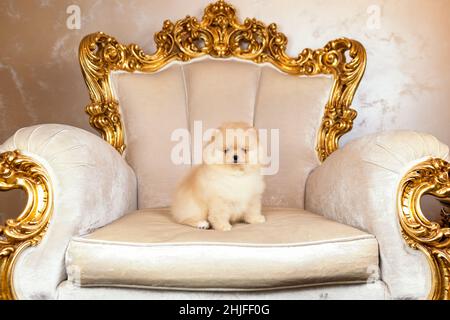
[[202, 142, 215, 165], [244, 127, 257, 165], [249, 127, 269, 167], [208, 132, 216, 144], [257, 132, 272, 168], [202, 129, 222, 165], [257, 141, 267, 166], [204, 128, 220, 145]]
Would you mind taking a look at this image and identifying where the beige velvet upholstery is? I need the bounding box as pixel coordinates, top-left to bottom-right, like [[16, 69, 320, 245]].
[[0, 124, 137, 299], [305, 131, 450, 299], [112, 57, 332, 209], [66, 207, 379, 290], [57, 281, 389, 300]]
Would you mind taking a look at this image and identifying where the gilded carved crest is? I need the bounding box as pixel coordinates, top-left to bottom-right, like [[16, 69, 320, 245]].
[[79, 0, 367, 160]]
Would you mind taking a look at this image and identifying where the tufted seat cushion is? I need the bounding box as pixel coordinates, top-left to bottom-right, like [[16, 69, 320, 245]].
[[65, 207, 379, 291]]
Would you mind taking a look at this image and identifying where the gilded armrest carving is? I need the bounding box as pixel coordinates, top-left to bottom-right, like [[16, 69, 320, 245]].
[[0, 151, 53, 300], [440, 199, 450, 227], [398, 158, 450, 300]]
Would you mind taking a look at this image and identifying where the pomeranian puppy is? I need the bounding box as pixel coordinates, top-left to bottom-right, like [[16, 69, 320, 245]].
[[171, 122, 266, 231]]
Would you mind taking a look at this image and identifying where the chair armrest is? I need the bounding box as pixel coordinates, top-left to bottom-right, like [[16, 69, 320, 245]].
[[305, 130, 449, 299], [0, 124, 137, 299]]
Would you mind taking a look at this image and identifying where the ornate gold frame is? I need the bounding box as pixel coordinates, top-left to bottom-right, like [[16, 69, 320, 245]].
[[79, 0, 366, 161], [0, 151, 54, 300], [398, 158, 450, 299]]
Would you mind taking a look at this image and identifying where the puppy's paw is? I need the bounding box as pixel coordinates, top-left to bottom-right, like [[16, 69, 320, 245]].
[[217, 224, 232, 232], [196, 220, 210, 230], [245, 214, 266, 224], [212, 223, 232, 231]]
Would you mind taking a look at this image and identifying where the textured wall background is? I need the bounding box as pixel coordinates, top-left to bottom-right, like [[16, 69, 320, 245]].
[[1, 0, 449, 221]]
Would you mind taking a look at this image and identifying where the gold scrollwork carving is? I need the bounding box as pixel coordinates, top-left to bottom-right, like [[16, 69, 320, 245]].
[[0, 151, 54, 300], [79, 0, 366, 160], [398, 158, 450, 300], [439, 198, 450, 228]]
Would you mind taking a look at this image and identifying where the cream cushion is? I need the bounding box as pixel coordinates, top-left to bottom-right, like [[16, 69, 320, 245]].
[[112, 57, 332, 209], [57, 281, 389, 300], [66, 208, 379, 290]]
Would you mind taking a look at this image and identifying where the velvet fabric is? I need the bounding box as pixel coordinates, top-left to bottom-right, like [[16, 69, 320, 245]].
[[66, 207, 379, 290], [305, 130, 449, 299], [0, 124, 137, 299], [57, 280, 389, 300]]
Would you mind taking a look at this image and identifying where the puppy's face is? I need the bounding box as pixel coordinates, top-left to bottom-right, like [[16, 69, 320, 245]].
[[203, 122, 260, 169]]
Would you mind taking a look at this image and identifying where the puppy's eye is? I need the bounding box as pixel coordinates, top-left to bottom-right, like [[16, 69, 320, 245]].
[[241, 148, 248, 153], [224, 148, 230, 154]]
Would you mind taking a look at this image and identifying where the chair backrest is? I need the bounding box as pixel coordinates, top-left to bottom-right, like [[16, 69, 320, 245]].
[[79, 0, 366, 209]]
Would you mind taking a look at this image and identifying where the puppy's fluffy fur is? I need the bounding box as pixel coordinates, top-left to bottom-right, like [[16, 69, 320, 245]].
[[171, 122, 265, 231]]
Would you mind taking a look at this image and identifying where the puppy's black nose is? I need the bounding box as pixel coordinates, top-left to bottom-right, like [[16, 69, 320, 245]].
[[233, 155, 238, 163]]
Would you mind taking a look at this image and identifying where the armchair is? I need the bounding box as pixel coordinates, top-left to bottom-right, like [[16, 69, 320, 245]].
[[306, 131, 449, 299], [0, 125, 137, 299], [1, 0, 449, 300]]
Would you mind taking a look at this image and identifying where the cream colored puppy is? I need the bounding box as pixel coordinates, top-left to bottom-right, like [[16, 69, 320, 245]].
[[171, 122, 265, 231]]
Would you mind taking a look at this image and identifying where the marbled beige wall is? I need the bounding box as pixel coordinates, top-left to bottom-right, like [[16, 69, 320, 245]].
[[1, 0, 449, 221]]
